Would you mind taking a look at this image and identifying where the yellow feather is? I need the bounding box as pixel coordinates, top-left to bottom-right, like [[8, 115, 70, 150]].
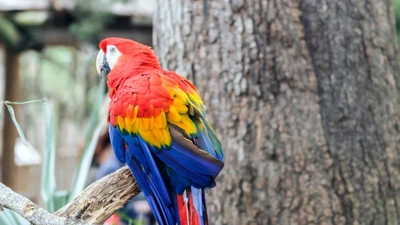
[[132, 117, 139, 133], [167, 106, 181, 123], [187, 93, 204, 117], [175, 89, 188, 103], [142, 118, 149, 131], [162, 128, 172, 145], [153, 128, 164, 140], [188, 93, 202, 103], [174, 122, 193, 136], [173, 98, 188, 113], [125, 117, 133, 133], [154, 114, 163, 129], [188, 104, 194, 116], [174, 97, 187, 106], [140, 130, 159, 148], [148, 116, 154, 130], [133, 105, 139, 121], [180, 114, 197, 135], [174, 105, 188, 114], [127, 105, 139, 133], [160, 111, 167, 128], [153, 128, 168, 147], [127, 115, 135, 125], [137, 117, 143, 132], [118, 116, 125, 131]]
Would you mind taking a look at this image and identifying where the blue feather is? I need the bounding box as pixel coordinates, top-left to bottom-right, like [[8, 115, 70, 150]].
[[110, 126, 177, 225], [202, 119, 224, 161], [191, 187, 204, 222], [109, 125, 126, 163], [154, 147, 213, 191], [170, 143, 223, 176], [128, 157, 174, 224], [138, 138, 172, 206], [165, 166, 192, 194]]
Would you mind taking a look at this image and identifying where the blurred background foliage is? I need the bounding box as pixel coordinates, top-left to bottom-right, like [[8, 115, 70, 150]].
[[0, 0, 153, 224], [69, 1, 115, 43]]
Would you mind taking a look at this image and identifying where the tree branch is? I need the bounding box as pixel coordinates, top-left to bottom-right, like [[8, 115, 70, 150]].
[[56, 166, 140, 224], [0, 182, 89, 225], [0, 166, 141, 225]]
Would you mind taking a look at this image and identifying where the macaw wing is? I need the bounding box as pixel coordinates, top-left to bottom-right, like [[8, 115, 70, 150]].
[[109, 125, 176, 225], [108, 72, 224, 223], [108, 72, 224, 186]]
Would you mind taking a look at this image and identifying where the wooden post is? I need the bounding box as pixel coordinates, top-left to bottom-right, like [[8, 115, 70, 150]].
[[1, 46, 20, 188]]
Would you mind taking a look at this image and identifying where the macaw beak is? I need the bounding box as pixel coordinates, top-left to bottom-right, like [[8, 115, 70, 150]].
[[96, 50, 111, 79]]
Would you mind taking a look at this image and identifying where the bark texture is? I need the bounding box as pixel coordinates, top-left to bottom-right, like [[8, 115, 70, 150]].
[[153, 0, 400, 224], [55, 166, 140, 224], [0, 182, 89, 225]]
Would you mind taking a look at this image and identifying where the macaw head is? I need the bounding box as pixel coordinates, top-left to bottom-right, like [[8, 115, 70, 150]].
[[96, 37, 159, 78]]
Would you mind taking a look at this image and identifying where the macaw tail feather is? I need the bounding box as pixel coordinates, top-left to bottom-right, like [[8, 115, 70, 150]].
[[177, 187, 208, 225]]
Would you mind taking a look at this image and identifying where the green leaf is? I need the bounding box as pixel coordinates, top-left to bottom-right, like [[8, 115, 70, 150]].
[[53, 190, 69, 210], [7, 209, 30, 225], [118, 211, 143, 225], [2, 99, 45, 146], [12, 11, 49, 26], [41, 102, 57, 212], [0, 209, 29, 225], [4, 100, 45, 105], [0, 15, 21, 48], [5, 104, 28, 145], [0, 209, 15, 225]]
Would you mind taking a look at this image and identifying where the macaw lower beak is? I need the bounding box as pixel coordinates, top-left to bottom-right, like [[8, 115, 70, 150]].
[[96, 50, 111, 79]]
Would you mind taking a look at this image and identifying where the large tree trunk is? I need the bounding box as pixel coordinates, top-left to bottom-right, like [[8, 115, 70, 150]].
[[153, 1, 400, 224]]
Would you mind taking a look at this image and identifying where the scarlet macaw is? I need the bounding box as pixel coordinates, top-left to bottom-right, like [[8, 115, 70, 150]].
[[96, 38, 224, 225]]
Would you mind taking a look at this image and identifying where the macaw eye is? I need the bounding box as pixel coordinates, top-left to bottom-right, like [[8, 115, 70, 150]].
[[109, 47, 116, 52]]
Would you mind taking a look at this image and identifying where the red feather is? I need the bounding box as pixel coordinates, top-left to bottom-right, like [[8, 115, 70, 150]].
[[177, 194, 188, 224], [188, 190, 201, 225], [177, 189, 204, 225]]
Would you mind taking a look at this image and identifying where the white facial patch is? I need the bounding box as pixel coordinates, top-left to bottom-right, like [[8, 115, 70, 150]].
[[105, 45, 122, 70]]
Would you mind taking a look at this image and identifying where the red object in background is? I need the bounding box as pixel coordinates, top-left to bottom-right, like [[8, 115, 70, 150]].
[[104, 214, 121, 225]]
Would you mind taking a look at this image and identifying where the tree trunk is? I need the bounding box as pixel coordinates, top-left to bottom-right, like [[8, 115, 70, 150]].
[[153, 1, 400, 225], [1, 47, 20, 188]]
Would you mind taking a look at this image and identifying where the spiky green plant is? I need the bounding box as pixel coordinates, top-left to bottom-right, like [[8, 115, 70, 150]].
[[0, 79, 106, 223]]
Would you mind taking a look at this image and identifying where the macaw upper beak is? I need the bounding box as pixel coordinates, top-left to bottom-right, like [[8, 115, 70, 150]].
[[96, 50, 111, 79]]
